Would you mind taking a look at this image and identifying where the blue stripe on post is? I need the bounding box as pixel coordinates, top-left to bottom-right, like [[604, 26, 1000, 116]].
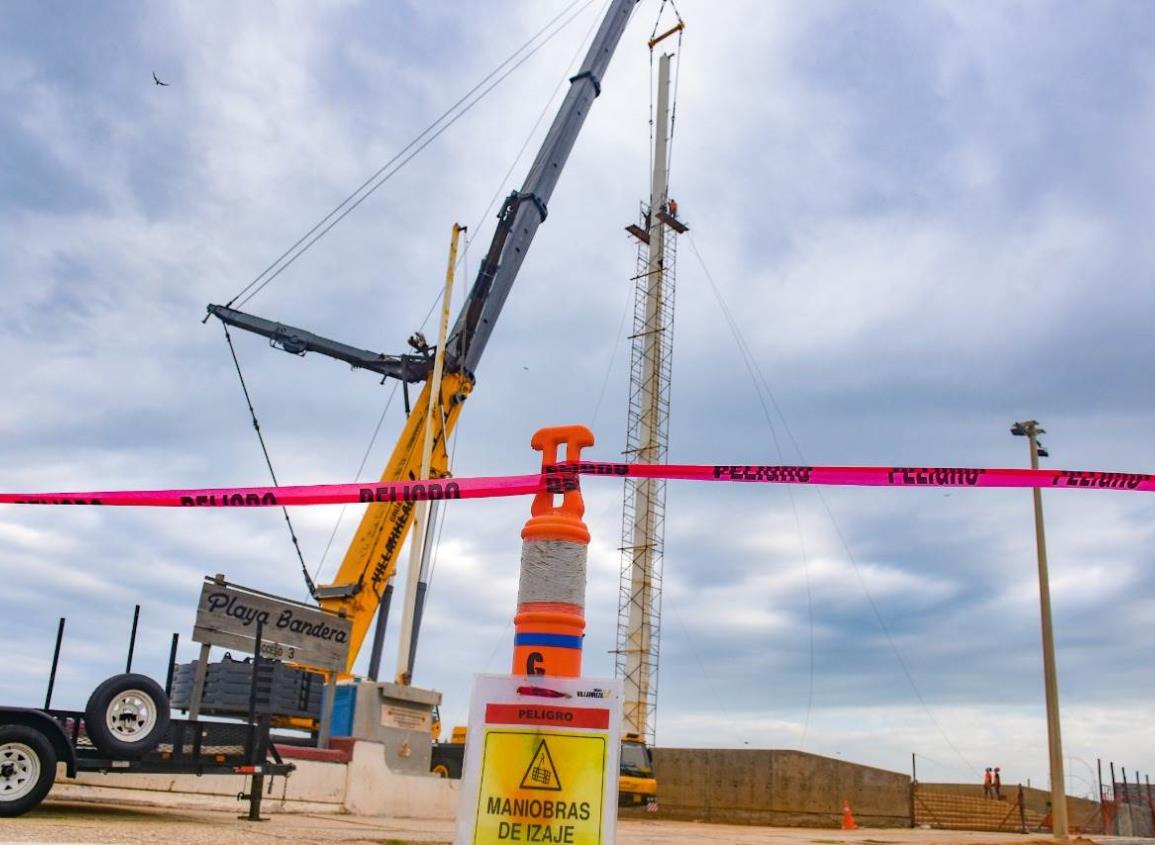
[[513, 633, 583, 649]]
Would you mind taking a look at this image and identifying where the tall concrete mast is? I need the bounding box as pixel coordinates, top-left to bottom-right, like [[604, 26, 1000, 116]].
[[617, 49, 686, 743]]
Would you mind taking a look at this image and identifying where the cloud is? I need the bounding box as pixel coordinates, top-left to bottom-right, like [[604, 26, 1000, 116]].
[[1, 0, 1153, 790]]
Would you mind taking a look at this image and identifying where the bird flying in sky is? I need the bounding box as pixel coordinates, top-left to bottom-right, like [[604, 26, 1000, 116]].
[[152, 72, 169, 86]]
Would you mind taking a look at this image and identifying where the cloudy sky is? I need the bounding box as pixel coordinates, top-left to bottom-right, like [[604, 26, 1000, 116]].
[[3, 0, 1154, 794]]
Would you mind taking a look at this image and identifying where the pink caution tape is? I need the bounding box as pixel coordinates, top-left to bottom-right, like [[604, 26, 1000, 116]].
[[0, 474, 543, 508], [549, 462, 1155, 492], [0, 463, 1151, 508]]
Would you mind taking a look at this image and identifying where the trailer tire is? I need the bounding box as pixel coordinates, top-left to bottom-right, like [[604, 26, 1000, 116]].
[[84, 673, 170, 758], [0, 724, 57, 817]]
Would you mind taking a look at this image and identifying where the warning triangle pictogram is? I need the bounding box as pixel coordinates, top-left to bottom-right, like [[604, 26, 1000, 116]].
[[519, 738, 563, 791]]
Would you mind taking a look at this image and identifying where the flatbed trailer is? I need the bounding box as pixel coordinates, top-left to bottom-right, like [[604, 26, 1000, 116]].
[[1, 703, 293, 817], [3, 609, 295, 819]]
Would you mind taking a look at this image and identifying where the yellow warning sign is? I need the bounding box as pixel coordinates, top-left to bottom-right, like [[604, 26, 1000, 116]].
[[473, 730, 607, 844], [520, 739, 563, 791]]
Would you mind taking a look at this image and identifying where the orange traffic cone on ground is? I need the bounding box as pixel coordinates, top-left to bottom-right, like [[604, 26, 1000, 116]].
[[841, 800, 859, 830]]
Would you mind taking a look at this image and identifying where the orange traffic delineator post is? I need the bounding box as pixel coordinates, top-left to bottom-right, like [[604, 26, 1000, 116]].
[[841, 800, 859, 830], [512, 425, 595, 679]]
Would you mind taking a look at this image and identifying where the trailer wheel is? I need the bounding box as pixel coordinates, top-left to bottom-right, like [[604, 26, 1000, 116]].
[[84, 673, 170, 757], [0, 725, 57, 817]]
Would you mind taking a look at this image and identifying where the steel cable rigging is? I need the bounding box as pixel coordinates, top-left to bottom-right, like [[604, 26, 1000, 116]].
[[215, 0, 602, 597], [687, 233, 976, 774], [217, 0, 595, 312], [221, 322, 316, 599], [309, 0, 609, 595]]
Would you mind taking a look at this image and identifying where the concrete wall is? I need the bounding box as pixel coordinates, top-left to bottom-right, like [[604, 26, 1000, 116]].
[[628, 748, 911, 827], [1110, 802, 1155, 837], [53, 758, 343, 814]]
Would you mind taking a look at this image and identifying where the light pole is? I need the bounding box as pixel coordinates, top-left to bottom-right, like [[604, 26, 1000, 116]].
[[1011, 419, 1069, 840]]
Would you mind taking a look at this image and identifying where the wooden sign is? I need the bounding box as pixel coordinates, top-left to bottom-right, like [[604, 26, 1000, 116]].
[[192, 577, 351, 671]]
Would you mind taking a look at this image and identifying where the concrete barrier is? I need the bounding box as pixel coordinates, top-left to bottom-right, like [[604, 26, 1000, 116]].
[[52, 739, 458, 818], [1112, 802, 1155, 837]]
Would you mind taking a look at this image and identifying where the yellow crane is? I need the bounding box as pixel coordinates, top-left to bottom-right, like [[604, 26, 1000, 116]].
[[207, 0, 656, 806]]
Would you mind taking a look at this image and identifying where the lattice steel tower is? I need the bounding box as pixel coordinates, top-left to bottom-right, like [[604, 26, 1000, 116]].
[[616, 51, 686, 744]]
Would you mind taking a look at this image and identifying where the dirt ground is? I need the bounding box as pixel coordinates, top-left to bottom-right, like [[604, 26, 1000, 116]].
[[0, 800, 1115, 845]]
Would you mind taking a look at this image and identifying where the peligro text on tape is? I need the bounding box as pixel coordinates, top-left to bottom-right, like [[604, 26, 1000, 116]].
[[2, 463, 1154, 508], [455, 675, 622, 845], [0, 474, 542, 507]]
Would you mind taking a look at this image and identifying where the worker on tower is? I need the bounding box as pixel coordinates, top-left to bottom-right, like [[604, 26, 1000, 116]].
[[667, 197, 678, 218]]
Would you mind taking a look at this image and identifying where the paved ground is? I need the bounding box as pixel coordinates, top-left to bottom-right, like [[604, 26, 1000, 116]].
[[0, 799, 1114, 845]]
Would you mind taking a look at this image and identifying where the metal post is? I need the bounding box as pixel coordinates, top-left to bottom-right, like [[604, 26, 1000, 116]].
[[244, 745, 267, 821], [1098, 757, 1108, 834], [165, 633, 180, 697], [248, 619, 264, 727], [241, 714, 270, 821], [44, 617, 65, 710], [406, 499, 441, 677], [1108, 762, 1119, 835], [1012, 419, 1068, 839], [1146, 775, 1154, 833], [366, 580, 394, 681], [317, 674, 338, 750], [188, 642, 211, 721], [1104, 761, 1113, 835], [125, 604, 141, 673], [407, 580, 429, 676], [243, 619, 271, 821]]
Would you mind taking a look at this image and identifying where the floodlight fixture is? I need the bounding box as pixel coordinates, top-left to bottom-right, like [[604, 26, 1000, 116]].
[[1011, 419, 1045, 437], [1012, 420, 1049, 458]]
